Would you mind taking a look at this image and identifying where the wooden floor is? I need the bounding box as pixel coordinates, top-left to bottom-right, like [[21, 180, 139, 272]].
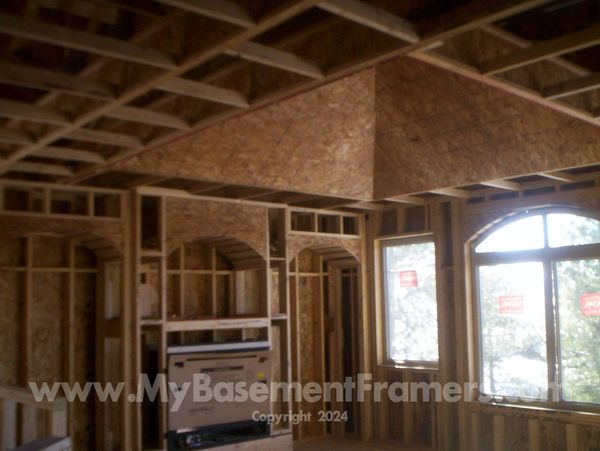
[[294, 438, 426, 450]]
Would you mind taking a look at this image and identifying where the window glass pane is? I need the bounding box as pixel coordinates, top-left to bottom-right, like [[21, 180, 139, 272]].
[[548, 213, 600, 248], [556, 258, 600, 404], [384, 241, 438, 363], [478, 262, 547, 398], [475, 215, 544, 253]]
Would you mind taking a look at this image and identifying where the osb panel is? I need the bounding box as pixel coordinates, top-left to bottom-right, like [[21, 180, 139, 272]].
[[0, 214, 125, 254], [288, 235, 361, 264], [165, 197, 268, 260], [114, 71, 375, 200], [539, 420, 567, 451], [30, 272, 64, 384], [241, 270, 261, 316], [73, 273, 96, 451], [0, 271, 20, 385], [32, 235, 66, 267], [374, 57, 600, 198], [183, 274, 212, 318], [504, 414, 530, 451], [0, 236, 24, 266]]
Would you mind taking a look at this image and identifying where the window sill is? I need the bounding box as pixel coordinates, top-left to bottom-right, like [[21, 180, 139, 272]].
[[378, 363, 439, 372], [470, 400, 600, 424]]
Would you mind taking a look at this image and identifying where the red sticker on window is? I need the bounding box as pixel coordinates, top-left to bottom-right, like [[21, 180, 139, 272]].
[[580, 293, 600, 316], [399, 270, 418, 287], [498, 295, 524, 314]]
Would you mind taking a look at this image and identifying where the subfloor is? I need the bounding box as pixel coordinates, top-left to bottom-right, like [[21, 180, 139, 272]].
[[294, 438, 426, 450]]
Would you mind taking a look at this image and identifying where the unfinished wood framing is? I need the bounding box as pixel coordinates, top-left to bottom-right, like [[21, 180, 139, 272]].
[[0, 1, 599, 451]]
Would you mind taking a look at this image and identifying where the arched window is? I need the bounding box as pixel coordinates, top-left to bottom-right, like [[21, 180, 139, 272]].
[[472, 208, 600, 406]]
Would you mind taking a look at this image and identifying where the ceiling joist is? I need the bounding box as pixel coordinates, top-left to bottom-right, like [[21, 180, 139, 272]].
[[384, 195, 426, 205], [538, 171, 579, 183], [0, 0, 321, 174], [68, 128, 143, 148], [318, 0, 420, 43], [543, 72, 600, 100], [105, 106, 191, 130], [0, 99, 70, 126], [430, 188, 471, 198], [480, 179, 521, 191], [481, 24, 600, 75], [227, 41, 324, 79], [151, 0, 254, 28], [0, 0, 584, 184], [157, 78, 249, 108], [11, 161, 73, 177], [34, 147, 106, 164], [0, 62, 116, 100], [0, 13, 176, 69], [0, 128, 34, 145]]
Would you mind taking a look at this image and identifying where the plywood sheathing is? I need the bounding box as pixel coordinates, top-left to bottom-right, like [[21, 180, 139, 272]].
[[164, 197, 269, 259], [114, 70, 375, 200], [0, 215, 125, 252], [374, 57, 600, 198], [288, 234, 361, 264]]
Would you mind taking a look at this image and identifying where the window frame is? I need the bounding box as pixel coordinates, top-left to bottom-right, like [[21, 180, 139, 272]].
[[470, 206, 600, 411], [379, 234, 440, 369]]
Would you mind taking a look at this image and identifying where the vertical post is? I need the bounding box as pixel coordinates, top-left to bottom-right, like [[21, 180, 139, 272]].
[[566, 424, 578, 451], [95, 261, 107, 450], [358, 213, 373, 441], [21, 236, 33, 385], [123, 191, 136, 450], [64, 241, 76, 437], [0, 399, 17, 449], [20, 405, 37, 444], [47, 409, 68, 437], [493, 415, 505, 451], [528, 419, 540, 451], [158, 196, 168, 449], [470, 413, 480, 451]]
